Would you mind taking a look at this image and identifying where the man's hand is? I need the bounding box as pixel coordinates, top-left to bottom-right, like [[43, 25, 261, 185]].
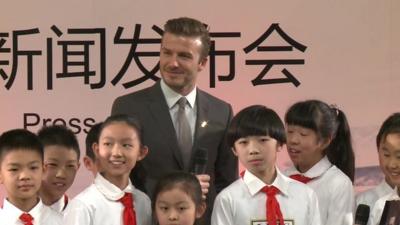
[[196, 174, 210, 200]]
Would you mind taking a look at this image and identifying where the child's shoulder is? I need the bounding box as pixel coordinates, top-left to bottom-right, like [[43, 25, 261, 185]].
[[40, 204, 63, 225], [324, 165, 352, 185], [216, 178, 248, 199], [72, 183, 102, 204], [0, 208, 4, 219], [282, 174, 317, 196], [132, 187, 151, 203]]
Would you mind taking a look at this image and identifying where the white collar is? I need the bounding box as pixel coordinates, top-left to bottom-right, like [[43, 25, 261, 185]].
[[286, 156, 332, 178], [49, 194, 67, 213], [2, 198, 44, 223], [94, 173, 135, 201], [377, 180, 395, 195], [385, 186, 400, 201], [160, 79, 196, 109], [242, 168, 289, 197]]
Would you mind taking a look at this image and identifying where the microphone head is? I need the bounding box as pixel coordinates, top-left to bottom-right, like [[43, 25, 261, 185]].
[[355, 204, 370, 225], [194, 147, 207, 163], [192, 148, 208, 174]]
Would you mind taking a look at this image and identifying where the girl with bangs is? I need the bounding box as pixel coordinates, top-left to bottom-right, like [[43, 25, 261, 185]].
[[284, 100, 355, 225]]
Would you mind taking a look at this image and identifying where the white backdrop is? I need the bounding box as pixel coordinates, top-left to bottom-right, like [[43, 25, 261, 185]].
[[1, 0, 399, 198]]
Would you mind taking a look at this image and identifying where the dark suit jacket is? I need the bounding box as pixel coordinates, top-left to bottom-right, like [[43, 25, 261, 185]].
[[111, 81, 238, 221]]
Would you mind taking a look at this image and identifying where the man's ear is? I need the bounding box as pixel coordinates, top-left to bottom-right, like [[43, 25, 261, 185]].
[[195, 201, 206, 218], [138, 145, 149, 161], [197, 57, 208, 72]]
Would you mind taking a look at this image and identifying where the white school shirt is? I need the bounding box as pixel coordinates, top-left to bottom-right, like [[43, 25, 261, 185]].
[[0, 198, 62, 225], [49, 194, 68, 214], [356, 180, 394, 210], [368, 187, 399, 225], [285, 156, 355, 225], [63, 173, 152, 225], [211, 168, 321, 225]]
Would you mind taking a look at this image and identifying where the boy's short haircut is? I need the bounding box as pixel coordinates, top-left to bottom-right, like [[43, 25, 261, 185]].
[[0, 129, 43, 162], [227, 105, 286, 148], [85, 122, 102, 160], [376, 112, 400, 148], [37, 125, 80, 160]]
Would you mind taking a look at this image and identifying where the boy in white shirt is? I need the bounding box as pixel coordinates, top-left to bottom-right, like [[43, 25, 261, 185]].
[[63, 114, 152, 225], [367, 113, 400, 225], [0, 129, 62, 225], [211, 105, 321, 225], [38, 125, 80, 213], [356, 113, 399, 210]]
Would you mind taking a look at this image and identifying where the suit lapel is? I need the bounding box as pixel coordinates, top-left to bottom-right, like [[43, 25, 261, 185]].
[[147, 82, 185, 169]]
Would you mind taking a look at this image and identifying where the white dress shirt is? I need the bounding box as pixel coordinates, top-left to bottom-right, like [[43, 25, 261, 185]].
[[368, 187, 399, 225], [285, 156, 355, 225], [211, 168, 321, 225], [356, 180, 394, 210], [63, 173, 152, 225], [160, 79, 197, 139], [0, 198, 62, 225], [49, 194, 68, 214]]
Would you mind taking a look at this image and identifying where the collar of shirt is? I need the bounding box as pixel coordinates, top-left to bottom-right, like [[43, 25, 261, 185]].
[[49, 194, 67, 213], [94, 173, 135, 201], [286, 155, 332, 178], [377, 180, 395, 196], [2, 198, 44, 224], [160, 79, 196, 109], [242, 168, 289, 197], [385, 186, 400, 201]]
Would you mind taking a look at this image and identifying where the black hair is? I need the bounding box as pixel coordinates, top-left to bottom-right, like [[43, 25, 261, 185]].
[[152, 171, 202, 211], [0, 129, 43, 163], [227, 105, 286, 148], [100, 114, 144, 146], [285, 99, 355, 182], [37, 125, 80, 160], [376, 112, 400, 148], [164, 17, 210, 60], [85, 122, 103, 160]]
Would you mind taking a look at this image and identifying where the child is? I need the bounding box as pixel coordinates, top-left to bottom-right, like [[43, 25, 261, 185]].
[[356, 113, 399, 210], [153, 171, 206, 225], [284, 100, 355, 225], [0, 129, 62, 225], [211, 105, 321, 225], [37, 125, 80, 213], [84, 122, 102, 176], [63, 114, 152, 225], [367, 113, 400, 225]]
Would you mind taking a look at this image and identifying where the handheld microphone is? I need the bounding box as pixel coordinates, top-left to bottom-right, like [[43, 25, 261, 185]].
[[355, 204, 370, 225], [192, 147, 208, 174]]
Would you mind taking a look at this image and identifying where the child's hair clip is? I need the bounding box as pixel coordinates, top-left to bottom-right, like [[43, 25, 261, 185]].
[[329, 104, 339, 116]]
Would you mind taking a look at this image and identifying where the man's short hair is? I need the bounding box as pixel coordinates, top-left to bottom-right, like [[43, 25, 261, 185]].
[[164, 17, 210, 60]]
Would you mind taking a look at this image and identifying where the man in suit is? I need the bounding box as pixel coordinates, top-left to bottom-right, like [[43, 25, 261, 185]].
[[111, 17, 238, 222]]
